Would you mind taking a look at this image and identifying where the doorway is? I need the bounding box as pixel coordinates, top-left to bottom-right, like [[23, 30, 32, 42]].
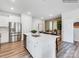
[[73, 22, 79, 44]]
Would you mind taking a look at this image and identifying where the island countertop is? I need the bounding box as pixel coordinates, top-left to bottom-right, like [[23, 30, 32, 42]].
[[26, 33, 59, 58]]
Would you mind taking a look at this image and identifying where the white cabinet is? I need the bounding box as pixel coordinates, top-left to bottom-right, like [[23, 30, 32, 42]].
[[0, 28, 9, 43], [27, 34, 57, 58], [27, 38, 42, 57]]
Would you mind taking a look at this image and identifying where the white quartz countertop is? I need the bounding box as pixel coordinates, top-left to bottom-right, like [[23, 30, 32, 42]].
[[27, 33, 59, 41], [27, 33, 58, 58]]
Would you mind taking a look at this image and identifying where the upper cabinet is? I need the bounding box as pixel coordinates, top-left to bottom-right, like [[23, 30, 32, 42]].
[[0, 15, 9, 27], [9, 15, 20, 22], [0, 12, 20, 27]]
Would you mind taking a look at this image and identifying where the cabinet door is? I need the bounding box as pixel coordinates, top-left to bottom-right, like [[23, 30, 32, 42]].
[[32, 41, 42, 58], [27, 38, 35, 56], [27, 37, 31, 52]]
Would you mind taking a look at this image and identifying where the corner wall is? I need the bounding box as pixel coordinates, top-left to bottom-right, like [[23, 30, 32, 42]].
[[62, 9, 79, 43]]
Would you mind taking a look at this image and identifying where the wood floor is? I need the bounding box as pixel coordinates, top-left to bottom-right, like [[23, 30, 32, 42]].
[[57, 41, 79, 58], [0, 41, 32, 58], [0, 41, 79, 58]]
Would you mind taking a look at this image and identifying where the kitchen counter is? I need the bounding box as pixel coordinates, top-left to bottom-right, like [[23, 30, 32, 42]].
[[27, 33, 59, 58]]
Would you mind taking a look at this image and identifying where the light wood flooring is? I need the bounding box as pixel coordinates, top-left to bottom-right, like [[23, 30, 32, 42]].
[[0, 41, 79, 58], [0, 41, 32, 58], [57, 41, 79, 58]]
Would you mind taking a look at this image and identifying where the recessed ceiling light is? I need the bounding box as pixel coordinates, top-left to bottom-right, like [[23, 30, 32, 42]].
[[11, 0, 15, 2], [41, 17, 44, 19], [27, 12, 31, 15], [49, 14, 53, 17], [49, 14, 53, 18], [11, 7, 14, 10], [42, 0, 47, 2]]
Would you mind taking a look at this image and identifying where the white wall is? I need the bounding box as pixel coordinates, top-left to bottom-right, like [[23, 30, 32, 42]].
[[21, 14, 32, 34], [62, 9, 79, 43], [62, 17, 74, 43], [32, 18, 45, 32]]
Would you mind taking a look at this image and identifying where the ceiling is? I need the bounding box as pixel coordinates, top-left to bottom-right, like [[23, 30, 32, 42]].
[[0, 0, 79, 19]]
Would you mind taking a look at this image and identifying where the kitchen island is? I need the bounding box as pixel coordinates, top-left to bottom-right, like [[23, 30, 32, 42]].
[[26, 33, 59, 58]]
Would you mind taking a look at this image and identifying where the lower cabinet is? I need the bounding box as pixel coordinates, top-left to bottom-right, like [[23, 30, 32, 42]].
[[26, 34, 56, 58], [27, 38, 42, 58]]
